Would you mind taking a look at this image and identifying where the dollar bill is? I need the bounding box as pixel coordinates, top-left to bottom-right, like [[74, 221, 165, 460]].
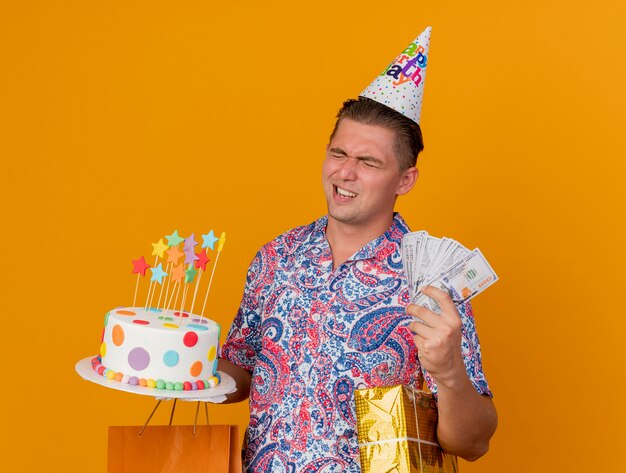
[[401, 230, 427, 300], [424, 238, 470, 285], [412, 248, 498, 313], [415, 236, 441, 292]]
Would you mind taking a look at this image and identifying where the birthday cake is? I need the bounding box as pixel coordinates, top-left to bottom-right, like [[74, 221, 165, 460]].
[[86, 229, 227, 392], [91, 308, 221, 391]]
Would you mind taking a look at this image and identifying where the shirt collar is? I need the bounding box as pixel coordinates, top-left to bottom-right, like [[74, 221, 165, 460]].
[[311, 213, 411, 263]]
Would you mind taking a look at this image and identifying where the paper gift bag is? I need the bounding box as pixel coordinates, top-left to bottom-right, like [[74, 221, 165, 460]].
[[108, 425, 241, 473], [355, 385, 458, 473]]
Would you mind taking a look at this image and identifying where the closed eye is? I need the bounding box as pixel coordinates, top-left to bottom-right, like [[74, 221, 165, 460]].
[[328, 147, 385, 168], [360, 158, 381, 168]]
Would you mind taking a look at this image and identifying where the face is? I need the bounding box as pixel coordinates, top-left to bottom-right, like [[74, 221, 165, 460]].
[[322, 119, 418, 229]]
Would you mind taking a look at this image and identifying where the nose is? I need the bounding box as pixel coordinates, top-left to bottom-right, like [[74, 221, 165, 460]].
[[337, 156, 358, 180]]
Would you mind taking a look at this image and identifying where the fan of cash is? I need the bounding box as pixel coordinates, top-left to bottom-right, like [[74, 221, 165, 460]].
[[401, 231, 499, 314]]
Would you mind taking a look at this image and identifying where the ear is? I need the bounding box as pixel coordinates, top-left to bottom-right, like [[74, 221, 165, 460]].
[[396, 166, 419, 195]]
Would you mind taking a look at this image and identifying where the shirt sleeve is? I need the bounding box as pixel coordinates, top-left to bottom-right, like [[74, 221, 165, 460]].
[[220, 248, 269, 373], [423, 300, 493, 397]]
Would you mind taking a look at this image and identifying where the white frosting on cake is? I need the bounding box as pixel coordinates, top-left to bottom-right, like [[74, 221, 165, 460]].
[[100, 307, 220, 384]]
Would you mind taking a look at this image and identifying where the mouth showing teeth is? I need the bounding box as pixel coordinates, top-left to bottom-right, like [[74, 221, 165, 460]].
[[336, 186, 357, 198]]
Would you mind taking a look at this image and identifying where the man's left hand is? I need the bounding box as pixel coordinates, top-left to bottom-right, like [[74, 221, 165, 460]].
[[406, 285, 466, 388], [407, 286, 497, 460]]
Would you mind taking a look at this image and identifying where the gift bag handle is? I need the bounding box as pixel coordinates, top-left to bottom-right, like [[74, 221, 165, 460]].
[[410, 385, 425, 473], [138, 399, 210, 437]]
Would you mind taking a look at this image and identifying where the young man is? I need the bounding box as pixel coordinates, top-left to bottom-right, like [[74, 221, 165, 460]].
[[219, 28, 497, 472]]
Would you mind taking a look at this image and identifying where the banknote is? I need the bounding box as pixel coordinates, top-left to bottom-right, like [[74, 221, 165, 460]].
[[411, 249, 498, 313], [415, 235, 441, 290], [401, 231, 427, 299], [402, 231, 498, 315], [424, 239, 469, 285]]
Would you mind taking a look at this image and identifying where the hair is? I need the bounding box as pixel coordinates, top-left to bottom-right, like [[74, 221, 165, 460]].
[[329, 97, 424, 170]]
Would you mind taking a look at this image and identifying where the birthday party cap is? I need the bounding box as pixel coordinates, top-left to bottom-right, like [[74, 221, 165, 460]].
[[359, 26, 431, 124]]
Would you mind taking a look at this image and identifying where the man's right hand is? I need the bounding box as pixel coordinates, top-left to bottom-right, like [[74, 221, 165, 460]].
[[217, 358, 252, 403]]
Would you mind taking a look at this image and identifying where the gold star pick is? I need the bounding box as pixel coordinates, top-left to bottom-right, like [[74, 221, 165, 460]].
[[151, 238, 169, 258]]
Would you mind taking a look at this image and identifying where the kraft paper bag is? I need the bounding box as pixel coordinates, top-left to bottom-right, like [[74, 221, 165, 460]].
[[108, 425, 241, 473]]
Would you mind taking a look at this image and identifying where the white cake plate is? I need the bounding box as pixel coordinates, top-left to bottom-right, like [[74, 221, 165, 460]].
[[75, 356, 236, 403]]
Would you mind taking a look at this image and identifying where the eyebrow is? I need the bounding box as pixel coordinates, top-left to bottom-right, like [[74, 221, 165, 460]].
[[328, 147, 385, 166]]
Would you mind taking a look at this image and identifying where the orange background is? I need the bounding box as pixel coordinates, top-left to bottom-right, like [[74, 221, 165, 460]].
[[1, 1, 625, 472]]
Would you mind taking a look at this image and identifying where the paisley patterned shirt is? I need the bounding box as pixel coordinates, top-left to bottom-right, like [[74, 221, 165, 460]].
[[221, 213, 491, 472]]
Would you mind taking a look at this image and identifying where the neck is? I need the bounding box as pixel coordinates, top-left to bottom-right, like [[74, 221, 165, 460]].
[[325, 214, 394, 269]]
